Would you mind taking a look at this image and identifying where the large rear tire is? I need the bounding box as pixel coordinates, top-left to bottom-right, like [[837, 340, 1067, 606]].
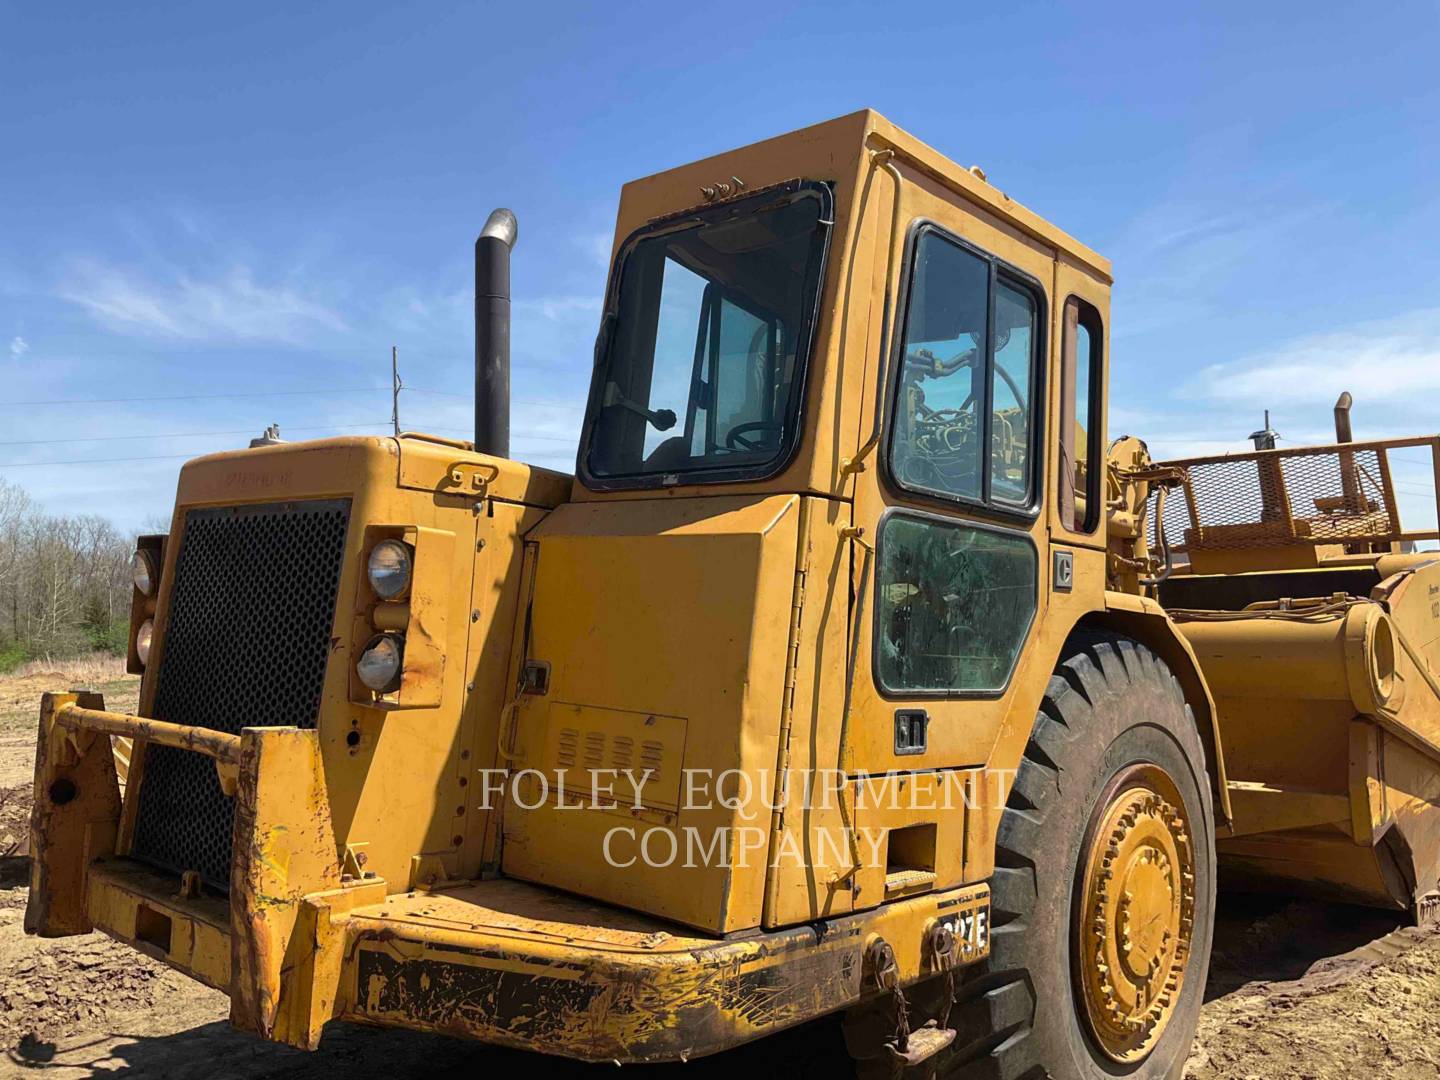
[[942, 633, 1216, 1079]]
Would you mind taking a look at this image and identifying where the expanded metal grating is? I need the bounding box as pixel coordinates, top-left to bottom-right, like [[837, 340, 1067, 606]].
[[132, 499, 350, 889], [1149, 443, 1419, 552]]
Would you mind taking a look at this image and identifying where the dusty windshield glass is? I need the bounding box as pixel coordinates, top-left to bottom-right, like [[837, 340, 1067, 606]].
[[583, 186, 829, 482]]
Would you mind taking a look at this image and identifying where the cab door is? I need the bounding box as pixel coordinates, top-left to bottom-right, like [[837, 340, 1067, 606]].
[[842, 162, 1061, 907]]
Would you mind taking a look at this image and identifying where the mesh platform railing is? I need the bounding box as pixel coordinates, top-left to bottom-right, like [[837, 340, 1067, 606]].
[[1149, 436, 1440, 552]]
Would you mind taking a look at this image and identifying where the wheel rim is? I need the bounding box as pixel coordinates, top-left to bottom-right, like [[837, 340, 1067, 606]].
[[1075, 762, 1196, 1064]]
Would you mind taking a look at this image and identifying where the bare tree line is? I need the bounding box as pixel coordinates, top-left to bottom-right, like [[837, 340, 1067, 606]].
[[0, 476, 137, 667]]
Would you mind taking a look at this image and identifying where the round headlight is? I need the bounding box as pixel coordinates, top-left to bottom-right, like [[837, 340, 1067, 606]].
[[367, 540, 413, 600], [132, 550, 157, 596], [136, 619, 154, 666], [357, 633, 404, 693]]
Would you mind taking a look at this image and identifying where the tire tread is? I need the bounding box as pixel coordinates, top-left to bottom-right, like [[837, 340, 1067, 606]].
[[934, 632, 1215, 1080]]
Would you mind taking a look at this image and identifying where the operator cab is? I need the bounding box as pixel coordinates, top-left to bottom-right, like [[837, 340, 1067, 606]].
[[505, 110, 1114, 935]]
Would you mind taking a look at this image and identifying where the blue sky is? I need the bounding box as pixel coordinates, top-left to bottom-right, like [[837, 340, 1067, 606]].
[[3, 2, 1439, 532]]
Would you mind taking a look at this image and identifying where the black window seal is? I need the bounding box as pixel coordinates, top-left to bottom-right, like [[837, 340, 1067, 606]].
[[576, 179, 835, 492], [1065, 295, 1105, 535], [870, 505, 1039, 701], [877, 219, 1049, 525]]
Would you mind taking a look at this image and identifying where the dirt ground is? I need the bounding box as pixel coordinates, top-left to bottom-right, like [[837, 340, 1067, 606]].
[[4, 661, 1440, 1079]]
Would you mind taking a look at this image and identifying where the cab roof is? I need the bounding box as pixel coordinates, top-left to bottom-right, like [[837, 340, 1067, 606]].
[[614, 109, 1111, 283]]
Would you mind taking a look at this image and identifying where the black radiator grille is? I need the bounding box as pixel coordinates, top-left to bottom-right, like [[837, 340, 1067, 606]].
[[132, 499, 350, 889]]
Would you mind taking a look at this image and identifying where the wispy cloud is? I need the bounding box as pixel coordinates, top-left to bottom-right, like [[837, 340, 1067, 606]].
[[1190, 307, 1440, 411], [1113, 305, 1440, 473], [516, 294, 600, 322], [8, 336, 27, 359], [57, 260, 348, 343], [379, 288, 600, 336], [577, 231, 612, 270]]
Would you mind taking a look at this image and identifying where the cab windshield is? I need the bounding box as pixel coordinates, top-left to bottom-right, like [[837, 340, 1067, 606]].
[[582, 183, 831, 485]]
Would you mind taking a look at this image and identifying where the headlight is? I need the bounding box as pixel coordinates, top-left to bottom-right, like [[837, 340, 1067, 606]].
[[357, 633, 404, 692], [367, 540, 413, 600], [136, 619, 154, 666], [132, 550, 157, 596]]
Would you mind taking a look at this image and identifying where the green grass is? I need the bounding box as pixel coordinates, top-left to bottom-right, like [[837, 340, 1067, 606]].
[[0, 643, 27, 675]]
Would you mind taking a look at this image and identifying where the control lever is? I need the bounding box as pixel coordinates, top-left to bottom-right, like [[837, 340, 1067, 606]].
[[603, 383, 676, 431]]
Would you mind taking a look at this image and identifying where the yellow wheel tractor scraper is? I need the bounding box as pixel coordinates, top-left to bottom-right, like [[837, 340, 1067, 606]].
[[25, 111, 1440, 1078]]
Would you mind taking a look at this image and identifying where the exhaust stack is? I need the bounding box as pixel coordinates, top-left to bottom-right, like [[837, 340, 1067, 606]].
[[1334, 391, 1354, 444], [1335, 391, 1362, 513], [475, 208, 518, 457]]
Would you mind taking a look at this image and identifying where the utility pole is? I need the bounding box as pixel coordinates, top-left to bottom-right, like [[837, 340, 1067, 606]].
[[391, 345, 403, 437]]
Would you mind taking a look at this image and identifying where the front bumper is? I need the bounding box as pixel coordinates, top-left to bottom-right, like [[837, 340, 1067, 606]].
[[27, 692, 992, 1063]]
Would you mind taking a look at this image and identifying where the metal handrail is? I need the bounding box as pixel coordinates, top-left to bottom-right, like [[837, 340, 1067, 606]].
[[1159, 433, 1438, 468], [53, 703, 242, 764], [1155, 435, 1440, 550]]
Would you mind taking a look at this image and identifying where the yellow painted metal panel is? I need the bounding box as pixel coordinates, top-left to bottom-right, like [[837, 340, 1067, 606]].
[[85, 859, 232, 990], [230, 728, 342, 1043], [763, 496, 858, 927], [466, 501, 550, 875], [395, 434, 571, 506], [850, 771, 970, 912], [27, 691, 122, 936], [503, 494, 799, 933], [539, 702, 687, 811]]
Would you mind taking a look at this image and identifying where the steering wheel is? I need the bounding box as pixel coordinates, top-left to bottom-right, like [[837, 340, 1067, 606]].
[[726, 421, 783, 452], [941, 347, 1028, 413]]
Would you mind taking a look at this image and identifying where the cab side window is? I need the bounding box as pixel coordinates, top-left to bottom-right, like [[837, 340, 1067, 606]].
[[1059, 298, 1103, 532], [888, 228, 1041, 511], [991, 281, 1037, 504]]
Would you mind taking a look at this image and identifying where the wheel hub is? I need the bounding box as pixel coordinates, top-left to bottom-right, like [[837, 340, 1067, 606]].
[[1076, 763, 1196, 1063]]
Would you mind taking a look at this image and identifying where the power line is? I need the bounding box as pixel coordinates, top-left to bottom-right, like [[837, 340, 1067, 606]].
[[0, 422, 391, 447], [0, 424, 574, 455], [406, 387, 584, 409], [2, 387, 392, 408], [0, 452, 203, 469], [425, 425, 574, 443], [2, 384, 586, 411]]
